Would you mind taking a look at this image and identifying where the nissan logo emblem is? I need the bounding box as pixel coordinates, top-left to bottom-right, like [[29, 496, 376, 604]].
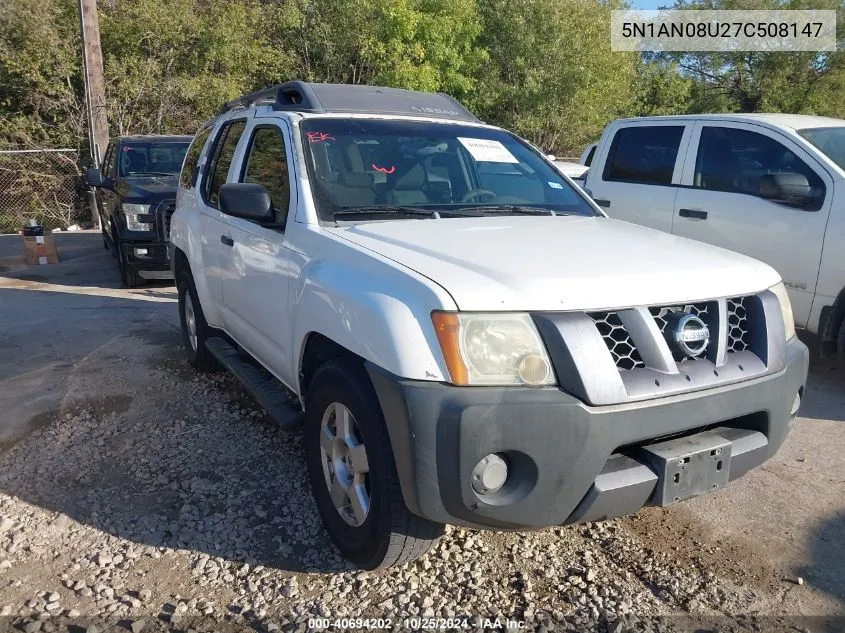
[[673, 313, 710, 357]]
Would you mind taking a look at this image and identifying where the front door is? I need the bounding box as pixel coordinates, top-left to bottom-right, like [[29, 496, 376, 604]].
[[219, 120, 296, 388], [672, 122, 832, 327]]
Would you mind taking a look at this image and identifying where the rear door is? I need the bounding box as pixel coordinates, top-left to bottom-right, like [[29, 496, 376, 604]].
[[584, 121, 692, 233], [218, 118, 297, 388], [672, 121, 832, 327], [197, 117, 249, 309]]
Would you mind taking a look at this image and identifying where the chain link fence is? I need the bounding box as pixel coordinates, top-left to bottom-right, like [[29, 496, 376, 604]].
[[0, 149, 90, 233]]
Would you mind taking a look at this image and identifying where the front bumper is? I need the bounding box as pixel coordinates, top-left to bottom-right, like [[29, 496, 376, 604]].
[[368, 336, 808, 530], [118, 240, 172, 278]]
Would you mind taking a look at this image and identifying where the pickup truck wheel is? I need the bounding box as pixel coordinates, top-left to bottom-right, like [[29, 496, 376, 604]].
[[304, 360, 443, 569], [177, 271, 220, 372], [837, 317, 845, 365]]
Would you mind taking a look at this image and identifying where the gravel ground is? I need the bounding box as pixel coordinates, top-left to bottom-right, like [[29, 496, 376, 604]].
[[0, 233, 843, 633]]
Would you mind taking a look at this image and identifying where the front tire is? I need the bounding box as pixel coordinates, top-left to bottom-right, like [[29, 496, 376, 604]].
[[177, 270, 220, 372], [115, 236, 143, 288], [304, 359, 443, 569]]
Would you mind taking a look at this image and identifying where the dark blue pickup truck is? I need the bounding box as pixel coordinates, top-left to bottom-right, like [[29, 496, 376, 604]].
[[86, 135, 191, 287]]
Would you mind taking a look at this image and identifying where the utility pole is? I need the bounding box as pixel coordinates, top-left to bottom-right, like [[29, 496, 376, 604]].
[[78, 0, 108, 166]]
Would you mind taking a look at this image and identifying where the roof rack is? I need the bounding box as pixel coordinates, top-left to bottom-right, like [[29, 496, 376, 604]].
[[218, 81, 481, 123]]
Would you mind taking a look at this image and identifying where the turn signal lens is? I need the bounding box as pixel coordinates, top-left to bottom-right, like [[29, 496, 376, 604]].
[[431, 311, 469, 385]]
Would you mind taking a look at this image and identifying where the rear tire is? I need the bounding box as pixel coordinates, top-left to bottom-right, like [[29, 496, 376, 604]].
[[304, 358, 443, 569], [837, 317, 845, 366], [177, 269, 220, 372]]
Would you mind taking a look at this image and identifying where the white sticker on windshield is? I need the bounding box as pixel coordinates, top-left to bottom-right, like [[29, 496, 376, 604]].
[[548, 182, 563, 189], [458, 137, 519, 163]]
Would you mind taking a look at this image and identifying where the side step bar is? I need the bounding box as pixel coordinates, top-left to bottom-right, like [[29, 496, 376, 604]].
[[205, 337, 303, 430]]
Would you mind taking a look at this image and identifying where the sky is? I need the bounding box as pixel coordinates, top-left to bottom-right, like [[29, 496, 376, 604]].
[[630, 0, 670, 8]]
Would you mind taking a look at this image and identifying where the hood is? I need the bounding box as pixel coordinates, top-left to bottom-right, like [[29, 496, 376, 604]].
[[326, 216, 781, 311], [114, 175, 178, 201]]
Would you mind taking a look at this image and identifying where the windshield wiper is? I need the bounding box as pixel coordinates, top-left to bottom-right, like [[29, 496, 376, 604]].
[[333, 206, 442, 220], [129, 171, 175, 177], [453, 205, 559, 216]]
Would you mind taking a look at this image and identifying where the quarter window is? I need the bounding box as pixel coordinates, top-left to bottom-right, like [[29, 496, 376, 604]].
[[205, 120, 247, 207], [694, 126, 824, 209], [240, 126, 290, 226], [180, 127, 212, 190], [603, 126, 684, 185]]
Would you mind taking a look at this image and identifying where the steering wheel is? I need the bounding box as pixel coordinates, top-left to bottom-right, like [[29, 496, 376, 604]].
[[460, 189, 497, 203]]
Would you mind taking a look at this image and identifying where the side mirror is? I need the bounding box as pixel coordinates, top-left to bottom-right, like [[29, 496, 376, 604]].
[[219, 182, 275, 222], [85, 167, 104, 187], [760, 173, 813, 207]]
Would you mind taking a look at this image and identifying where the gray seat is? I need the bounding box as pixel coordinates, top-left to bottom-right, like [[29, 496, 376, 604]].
[[324, 171, 375, 207], [389, 164, 429, 206]]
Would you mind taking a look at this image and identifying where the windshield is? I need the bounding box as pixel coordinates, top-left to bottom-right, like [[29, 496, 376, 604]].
[[798, 127, 845, 172], [299, 119, 596, 221], [118, 142, 190, 177]]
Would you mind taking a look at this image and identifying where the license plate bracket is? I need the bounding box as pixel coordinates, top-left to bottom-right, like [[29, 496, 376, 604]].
[[638, 433, 732, 506]]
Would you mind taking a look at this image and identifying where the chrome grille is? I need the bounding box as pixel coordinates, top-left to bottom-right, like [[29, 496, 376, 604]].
[[726, 297, 750, 352], [649, 303, 709, 334], [589, 311, 644, 370]]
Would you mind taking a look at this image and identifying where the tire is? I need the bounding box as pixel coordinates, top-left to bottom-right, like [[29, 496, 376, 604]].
[[177, 269, 220, 372], [115, 235, 144, 288], [304, 358, 443, 569], [837, 317, 845, 366]]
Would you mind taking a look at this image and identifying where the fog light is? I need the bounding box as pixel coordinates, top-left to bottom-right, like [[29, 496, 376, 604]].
[[791, 392, 801, 417], [471, 453, 508, 495], [134, 248, 148, 256]]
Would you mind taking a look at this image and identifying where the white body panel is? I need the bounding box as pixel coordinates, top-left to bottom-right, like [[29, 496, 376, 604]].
[[326, 216, 780, 312], [170, 108, 791, 402], [585, 113, 845, 334]]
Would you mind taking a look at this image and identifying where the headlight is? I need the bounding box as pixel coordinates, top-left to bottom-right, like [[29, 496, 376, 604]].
[[122, 203, 152, 231], [431, 312, 555, 386], [770, 282, 796, 340]]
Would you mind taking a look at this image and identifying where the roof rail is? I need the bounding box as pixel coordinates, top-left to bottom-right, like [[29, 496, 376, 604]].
[[218, 81, 481, 123]]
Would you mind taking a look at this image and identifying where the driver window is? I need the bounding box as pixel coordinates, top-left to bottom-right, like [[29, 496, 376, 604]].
[[240, 126, 291, 227], [694, 126, 825, 208]]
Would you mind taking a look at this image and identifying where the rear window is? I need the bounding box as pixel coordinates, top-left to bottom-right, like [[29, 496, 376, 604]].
[[603, 126, 684, 186]]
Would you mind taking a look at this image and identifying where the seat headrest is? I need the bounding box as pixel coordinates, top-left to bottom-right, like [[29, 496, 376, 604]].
[[395, 164, 426, 190], [338, 171, 374, 188]]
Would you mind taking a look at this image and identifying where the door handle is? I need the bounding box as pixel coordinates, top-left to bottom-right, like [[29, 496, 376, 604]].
[[679, 208, 708, 220], [593, 199, 611, 208], [221, 235, 234, 247]]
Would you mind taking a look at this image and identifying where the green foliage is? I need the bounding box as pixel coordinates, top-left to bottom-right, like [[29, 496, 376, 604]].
[[2, 0, 845, 157], [474, 0, 639, 153]]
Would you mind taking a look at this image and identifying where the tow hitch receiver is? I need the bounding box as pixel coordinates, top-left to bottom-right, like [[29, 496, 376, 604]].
[[639, 433, 732, 506]]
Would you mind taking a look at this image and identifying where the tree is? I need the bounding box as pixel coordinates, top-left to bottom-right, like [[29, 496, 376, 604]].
[[472, 0, 639, 154]]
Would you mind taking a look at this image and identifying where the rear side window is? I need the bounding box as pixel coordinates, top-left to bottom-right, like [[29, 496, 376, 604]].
[[205, 120, 247, 207], [603, 126, 684, 185], [240, 126, 291, 226], [180, 127, 213, 190]]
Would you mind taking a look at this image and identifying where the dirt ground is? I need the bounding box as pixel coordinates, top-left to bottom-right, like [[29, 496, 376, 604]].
[[0, 231, 843, 633]]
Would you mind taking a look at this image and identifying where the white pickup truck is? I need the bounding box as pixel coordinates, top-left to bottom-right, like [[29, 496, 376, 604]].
[[582, 114, 845, 360], [170, 83, 807, 570]]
